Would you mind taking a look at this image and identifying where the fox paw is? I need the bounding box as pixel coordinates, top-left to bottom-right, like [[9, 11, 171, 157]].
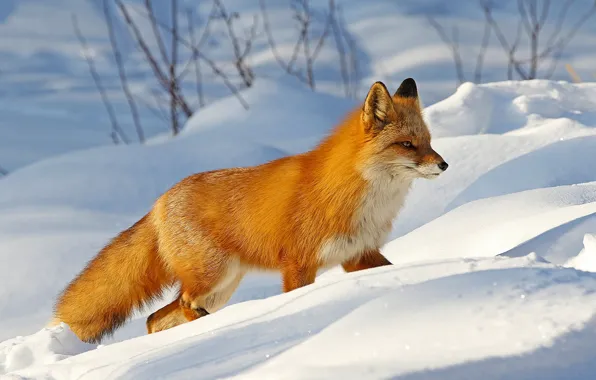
[[179, 293, 209, 317]]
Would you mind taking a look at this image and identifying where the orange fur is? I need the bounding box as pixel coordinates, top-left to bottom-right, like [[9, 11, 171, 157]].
[[52, 79, 447, 343]]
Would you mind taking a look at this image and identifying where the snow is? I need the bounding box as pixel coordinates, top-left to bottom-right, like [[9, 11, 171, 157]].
[[1, 0, 596, 378], [0, 324, 95, 375], [565, 234, 596, 272], [386, 182, 596, 266], [6, 256, 596, 380]]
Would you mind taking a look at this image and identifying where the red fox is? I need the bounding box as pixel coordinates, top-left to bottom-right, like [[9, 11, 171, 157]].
[[51, 79, 447, 343]]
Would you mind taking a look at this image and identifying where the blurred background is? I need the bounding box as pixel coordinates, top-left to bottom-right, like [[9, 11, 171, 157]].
[[0, 0, 595, 173]]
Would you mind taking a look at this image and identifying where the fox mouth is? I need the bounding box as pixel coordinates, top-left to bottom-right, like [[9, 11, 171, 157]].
[[417, 169, 443, 179], [417, 172, 441, 179], [388, 162, 443, 179]]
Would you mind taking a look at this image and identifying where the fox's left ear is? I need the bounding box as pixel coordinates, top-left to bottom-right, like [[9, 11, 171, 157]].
[[394, 78, 423, 111], [362, 81, 396, 133]]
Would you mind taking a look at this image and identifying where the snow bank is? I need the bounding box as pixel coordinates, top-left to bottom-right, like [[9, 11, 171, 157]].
[[385, 183, 596, 265], [239, 265, 596, 380], [499, 213, 596, 265], [425, 80, 596, 137], [447, 136, 596, 210], [7, 255, 596, 380], [0, 323, 94, 375], [565, 234, 596, 272], [181, 80, 356, 154]]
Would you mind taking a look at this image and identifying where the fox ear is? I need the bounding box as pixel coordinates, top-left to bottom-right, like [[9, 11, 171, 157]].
[[394, 78, 422, 111], [394, 78, 418, 98], [362, 81, 395, 132]]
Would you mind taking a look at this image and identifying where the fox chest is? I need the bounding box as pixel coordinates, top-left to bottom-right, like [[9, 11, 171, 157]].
[[317, 178, 411, 267]]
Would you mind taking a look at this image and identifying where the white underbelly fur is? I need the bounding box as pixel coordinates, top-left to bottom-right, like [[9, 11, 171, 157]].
[[318, 172, 412, 267]]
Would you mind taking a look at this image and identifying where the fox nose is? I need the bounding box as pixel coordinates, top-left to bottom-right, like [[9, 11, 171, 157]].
[[438, 161, 449, 171]]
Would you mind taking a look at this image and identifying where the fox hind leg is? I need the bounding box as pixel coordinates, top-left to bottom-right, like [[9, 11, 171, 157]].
[[146, 297, 206, 334], [146, 258, 245, 334]]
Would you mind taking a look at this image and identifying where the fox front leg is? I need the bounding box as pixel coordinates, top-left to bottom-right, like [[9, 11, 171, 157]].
[[342, 250, 391, 273]]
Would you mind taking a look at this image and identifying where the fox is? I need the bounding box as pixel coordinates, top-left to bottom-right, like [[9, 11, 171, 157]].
[[50, 78, 448, 343]]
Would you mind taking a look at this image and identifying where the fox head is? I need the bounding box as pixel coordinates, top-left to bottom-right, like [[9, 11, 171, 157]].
[[359, 78, 448, 180]]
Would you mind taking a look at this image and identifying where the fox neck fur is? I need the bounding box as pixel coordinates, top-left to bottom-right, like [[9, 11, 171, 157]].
[[302, 108, 414, 267]]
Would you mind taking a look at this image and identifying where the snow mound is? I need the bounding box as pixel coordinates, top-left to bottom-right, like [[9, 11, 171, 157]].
[[238, 266, 596, 380], [0, 323, 94, 375], [565, 234, 596, 272], [448, 135, 596, 210], [425, 80, 596, 137], [499, 213, 596, 265], [181, 80, 356, 154], [385, 182, 596, 266]]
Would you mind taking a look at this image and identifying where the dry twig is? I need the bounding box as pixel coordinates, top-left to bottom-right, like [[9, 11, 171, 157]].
[[103, 0, 145, 143], [72, 14, 129, 144]]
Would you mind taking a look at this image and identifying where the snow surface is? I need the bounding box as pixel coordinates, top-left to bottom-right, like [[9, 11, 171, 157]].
[[565, 234, 596, 272], [1, 78, 596, 379], [8, 255, 596, 380]]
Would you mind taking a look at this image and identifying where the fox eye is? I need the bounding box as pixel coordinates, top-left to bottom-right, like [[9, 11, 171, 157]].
[[399, 141, 413, 148]]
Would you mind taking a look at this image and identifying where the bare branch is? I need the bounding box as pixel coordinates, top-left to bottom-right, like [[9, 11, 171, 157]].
[[541, 1, 596, 77], [150, 88, 170, 121], [517, 0, 533, 36], [539, 0, 551, 25], [176, 3, 217, 82], [261, 0, 335, 90], [240, 15, 260, 59], [116, 0, 194, 117], [508, 19, 524, 80], [329, 0, 349, 96], [72, 14, 129, 145], [474, 13, 492, 83], [337, 5, 360, 98], [135, 93, 168, 123], [427, 15, 466, 85], [310, 5, 333, 62], [214, 0, 256, 87], [297, 0, 314, 88], [145, 0, 170, 66], [481, 1, 529, 79], [286, 31, 306, 73], [170, 0, 180, 135], [186, 8, 205, 108], [543, 0, 575, 50], [103, 0, 145, 143], [483, 0, 595, 81], [128, 4, 249, 109], [260, 0, 309, 85]]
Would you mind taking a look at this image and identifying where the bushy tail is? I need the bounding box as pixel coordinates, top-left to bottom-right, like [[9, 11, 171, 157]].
[[53, 214, 172, 343]]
